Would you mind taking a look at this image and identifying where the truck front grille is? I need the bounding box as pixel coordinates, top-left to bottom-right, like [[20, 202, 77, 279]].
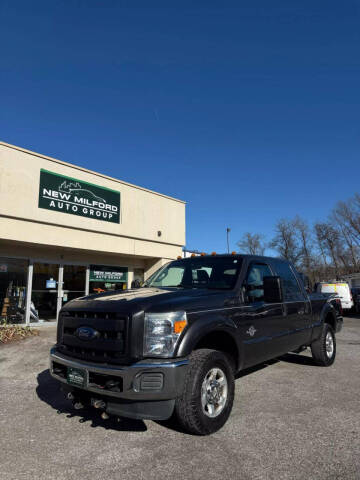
[[57, 311, 128, 364]]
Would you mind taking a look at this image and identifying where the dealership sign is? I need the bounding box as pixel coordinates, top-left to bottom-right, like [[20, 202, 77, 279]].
[[89, 265, 128, 283], [38, 169, 120, 223]]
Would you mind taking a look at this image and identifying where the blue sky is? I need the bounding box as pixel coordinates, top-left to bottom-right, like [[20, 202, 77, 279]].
[[1, 1, 359, 253]]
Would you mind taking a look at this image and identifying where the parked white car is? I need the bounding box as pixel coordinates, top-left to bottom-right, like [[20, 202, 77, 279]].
[[316, 282, 354, 311]]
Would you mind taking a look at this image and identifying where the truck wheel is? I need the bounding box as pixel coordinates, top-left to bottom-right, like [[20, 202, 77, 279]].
[[311, 323, 336, 366], [175, 349, 235, 435]]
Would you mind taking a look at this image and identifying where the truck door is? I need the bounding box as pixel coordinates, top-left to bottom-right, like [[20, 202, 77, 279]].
[[273, 261, 313, 351], [235, 261, 284, 368]]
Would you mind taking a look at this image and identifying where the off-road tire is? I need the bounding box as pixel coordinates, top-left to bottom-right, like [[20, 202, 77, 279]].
[[175, 349, 235, 435], [311, 323, 336, 366]]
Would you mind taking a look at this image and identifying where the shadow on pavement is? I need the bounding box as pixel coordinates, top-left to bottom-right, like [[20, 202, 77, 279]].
[[236, 358, 279, 379], [36, 369, 147, 432], [236, 352, 317, 378]]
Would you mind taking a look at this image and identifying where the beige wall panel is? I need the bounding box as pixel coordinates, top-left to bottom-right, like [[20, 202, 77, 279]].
[[0, 217, 182, 260], [0, 143, 185, 248], [0, 240, 147, 268]]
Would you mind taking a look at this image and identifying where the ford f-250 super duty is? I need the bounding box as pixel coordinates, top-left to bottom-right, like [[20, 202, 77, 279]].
[[50, 254, 343, 435]]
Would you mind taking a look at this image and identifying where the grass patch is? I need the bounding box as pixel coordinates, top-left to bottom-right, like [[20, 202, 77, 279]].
[[0, 324, 39, 344]]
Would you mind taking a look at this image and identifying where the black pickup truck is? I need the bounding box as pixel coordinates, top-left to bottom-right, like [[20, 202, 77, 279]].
[[50, 254, 343, 435]]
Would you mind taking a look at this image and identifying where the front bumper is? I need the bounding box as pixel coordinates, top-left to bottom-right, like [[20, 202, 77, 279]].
[[49, 347, 188, 420]]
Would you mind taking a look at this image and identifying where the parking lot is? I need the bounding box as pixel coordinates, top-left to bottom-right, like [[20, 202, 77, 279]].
[[0, 317, 359, 480]]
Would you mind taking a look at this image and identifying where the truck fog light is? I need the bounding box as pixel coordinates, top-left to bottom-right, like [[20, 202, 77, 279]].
[[133, 373, 164, 392]]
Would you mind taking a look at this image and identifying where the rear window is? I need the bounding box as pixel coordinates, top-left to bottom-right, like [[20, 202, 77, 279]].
[[320, 284, 336, 293], [320, 283, 350, 299]]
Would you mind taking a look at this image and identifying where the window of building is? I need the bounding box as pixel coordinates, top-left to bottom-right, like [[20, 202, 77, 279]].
[[0, 257, 28, 324]]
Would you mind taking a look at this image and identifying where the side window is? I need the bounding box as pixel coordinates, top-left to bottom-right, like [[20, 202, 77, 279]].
[[275, 262, 304, 301], [244, 263, 272, 303], [192, 267, 212, 286]]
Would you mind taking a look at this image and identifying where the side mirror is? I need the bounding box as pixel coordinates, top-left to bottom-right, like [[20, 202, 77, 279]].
[[263, 276, 283, 303]]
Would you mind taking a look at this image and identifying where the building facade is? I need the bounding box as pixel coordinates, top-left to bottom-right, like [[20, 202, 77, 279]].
[[0, 142, 185, 324]]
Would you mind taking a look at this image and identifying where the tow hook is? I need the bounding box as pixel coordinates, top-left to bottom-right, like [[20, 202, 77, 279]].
[[66, 392, 84, 410], [92, 399, 106, 409], [91, 398, 110, 419]]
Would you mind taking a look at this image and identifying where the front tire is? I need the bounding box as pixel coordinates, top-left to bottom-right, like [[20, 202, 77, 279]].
[[175, 349, 235, 435], [311, 323, 336, 366]]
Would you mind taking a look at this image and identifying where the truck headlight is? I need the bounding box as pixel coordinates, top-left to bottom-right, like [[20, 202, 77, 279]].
[[143, 311, 187, 357]]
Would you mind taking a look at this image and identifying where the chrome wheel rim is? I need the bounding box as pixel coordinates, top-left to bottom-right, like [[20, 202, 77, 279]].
[[201, 367, 228, 418], [325, 331, 334, 358]]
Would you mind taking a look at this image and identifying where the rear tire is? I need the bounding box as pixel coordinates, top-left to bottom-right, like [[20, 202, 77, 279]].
[[175, 349, 235, 435], [311, 323, 336, 366]]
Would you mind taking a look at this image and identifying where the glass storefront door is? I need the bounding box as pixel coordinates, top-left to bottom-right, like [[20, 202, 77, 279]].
[[32, 263, 60, 321], [62, 265, 86, 306], [32, 263, 87, 321], [0, 257, 28, 324]]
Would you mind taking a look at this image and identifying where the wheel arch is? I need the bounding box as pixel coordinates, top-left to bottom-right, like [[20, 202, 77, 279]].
[[323, 310, 336, 331], [177, 320, 241, 372], [320, 303, 337, 331], [194, 331, 239, 372]]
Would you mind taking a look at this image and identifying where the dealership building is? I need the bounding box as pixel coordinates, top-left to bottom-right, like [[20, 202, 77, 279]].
[[0, 142, 185, 324]]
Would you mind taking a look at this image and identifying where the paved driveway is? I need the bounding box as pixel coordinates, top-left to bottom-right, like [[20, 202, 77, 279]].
[[0, 317, 359, 480]]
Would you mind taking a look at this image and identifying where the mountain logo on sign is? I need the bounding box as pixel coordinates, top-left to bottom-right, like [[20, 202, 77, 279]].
[[59, 180, 106, 203]]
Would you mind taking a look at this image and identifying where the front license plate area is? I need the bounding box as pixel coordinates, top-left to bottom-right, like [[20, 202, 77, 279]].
[[67, 367, 86, 387]]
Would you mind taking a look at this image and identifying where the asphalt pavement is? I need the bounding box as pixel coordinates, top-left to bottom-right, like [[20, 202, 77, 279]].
[[0, 317, 359, 480]]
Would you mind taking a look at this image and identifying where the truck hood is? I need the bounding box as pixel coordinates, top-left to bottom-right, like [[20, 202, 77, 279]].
[[61, 287, 231, 315]]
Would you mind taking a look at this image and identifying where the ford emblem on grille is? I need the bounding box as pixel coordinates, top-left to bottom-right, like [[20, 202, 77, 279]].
[[75, 326, 99, 341]]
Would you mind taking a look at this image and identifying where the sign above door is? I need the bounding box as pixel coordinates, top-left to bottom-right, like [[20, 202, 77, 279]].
[[89, 265, 128, 283]]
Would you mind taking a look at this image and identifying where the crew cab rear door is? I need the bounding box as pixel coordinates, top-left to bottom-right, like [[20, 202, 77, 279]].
[[272, 260, 313, 350]]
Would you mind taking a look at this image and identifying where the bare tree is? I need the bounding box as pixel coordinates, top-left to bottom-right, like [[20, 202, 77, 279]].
[[270, 219, 302, 266], [237, 232, 265, 255], [333, 197, 360, 245], [332, 198, 360, 270], [293, 216, 314, 272], [314, 222, 344, 277]]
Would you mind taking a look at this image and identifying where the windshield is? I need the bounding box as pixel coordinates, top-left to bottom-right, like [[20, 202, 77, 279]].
[[143, 256, 242, 290]]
